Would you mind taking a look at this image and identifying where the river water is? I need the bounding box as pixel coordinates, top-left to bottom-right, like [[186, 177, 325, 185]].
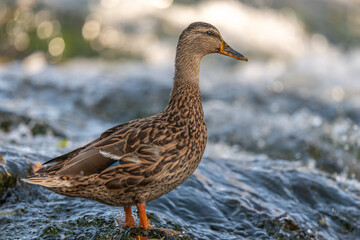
[[0, 52, 359, 240]]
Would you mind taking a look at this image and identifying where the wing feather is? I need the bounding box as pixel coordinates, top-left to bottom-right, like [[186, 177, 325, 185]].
[[35, 115, 187, 184]]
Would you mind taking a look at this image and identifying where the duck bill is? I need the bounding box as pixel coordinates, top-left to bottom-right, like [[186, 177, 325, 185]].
[[216, 41, 248, 61]]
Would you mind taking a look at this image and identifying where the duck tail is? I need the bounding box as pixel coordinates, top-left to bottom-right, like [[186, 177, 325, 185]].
[[22, 175, 72, 188]]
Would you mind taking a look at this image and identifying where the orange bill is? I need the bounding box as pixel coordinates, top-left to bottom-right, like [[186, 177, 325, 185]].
[[216, 41, 248, 61]]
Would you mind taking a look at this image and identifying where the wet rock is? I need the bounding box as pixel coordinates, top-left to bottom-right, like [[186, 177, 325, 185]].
[[0, 109, 65, 137], [1, 143, 360, 240], [0, 146, 45, 203]]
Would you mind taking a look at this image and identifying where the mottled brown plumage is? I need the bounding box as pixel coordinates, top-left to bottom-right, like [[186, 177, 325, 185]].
[[22, 22, 247, 229]]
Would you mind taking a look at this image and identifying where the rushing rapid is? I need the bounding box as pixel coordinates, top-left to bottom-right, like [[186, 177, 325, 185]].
[[0, 56, 359, 239]]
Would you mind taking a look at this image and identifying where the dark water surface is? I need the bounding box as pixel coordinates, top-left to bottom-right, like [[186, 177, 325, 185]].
[[0, 61, 360, 239]]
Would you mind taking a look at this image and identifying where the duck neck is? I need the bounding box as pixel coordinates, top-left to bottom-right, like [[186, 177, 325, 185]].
[[168, 48, 202, 108]]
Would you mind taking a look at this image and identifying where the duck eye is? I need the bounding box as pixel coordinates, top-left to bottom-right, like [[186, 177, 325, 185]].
[[207, 30, 213, 36]]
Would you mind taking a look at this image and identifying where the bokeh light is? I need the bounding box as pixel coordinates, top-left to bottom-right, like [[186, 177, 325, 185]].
[[37, 21, 53, 39], [82, 20, 101, 40], [13, 32, 29, 51], [99, 27, 121, 48], [151, 0, 173, 9], [48, 37, 65, 56]]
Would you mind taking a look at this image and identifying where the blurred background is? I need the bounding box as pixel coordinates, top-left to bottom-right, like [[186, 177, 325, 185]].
[[1, 0, 360, 239], [1, 0, 360, 61], [1, 0, 359, 61]]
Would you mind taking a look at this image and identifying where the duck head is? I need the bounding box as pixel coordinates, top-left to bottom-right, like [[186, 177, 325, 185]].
[[177, 22, 248, 61]]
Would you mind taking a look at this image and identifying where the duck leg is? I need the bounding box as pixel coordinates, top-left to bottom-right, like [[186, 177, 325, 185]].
[[124, 206, 135, 228], [136, 203, 150, 230]]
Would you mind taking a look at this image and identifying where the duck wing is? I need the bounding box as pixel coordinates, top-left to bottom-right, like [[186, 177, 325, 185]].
[[55, 125, 153, 177], [95, 121, 189, 189], [35, 121, 131, 176], [37, 115, 188, 179]]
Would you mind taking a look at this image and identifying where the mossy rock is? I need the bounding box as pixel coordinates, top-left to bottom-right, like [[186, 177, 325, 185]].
[[0, 109, 65, 137], [0, 151, 34, 203]]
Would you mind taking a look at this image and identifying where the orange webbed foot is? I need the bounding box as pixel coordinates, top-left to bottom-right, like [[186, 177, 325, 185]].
[[124, 206, 135, 228], [136, 203, 151, 230]]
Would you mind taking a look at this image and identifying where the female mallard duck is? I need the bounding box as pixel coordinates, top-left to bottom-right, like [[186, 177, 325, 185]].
[[23, 22, 248, 230]]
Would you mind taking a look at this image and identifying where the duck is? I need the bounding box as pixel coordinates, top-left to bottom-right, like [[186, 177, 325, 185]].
[[22, 22, 248, 230]]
